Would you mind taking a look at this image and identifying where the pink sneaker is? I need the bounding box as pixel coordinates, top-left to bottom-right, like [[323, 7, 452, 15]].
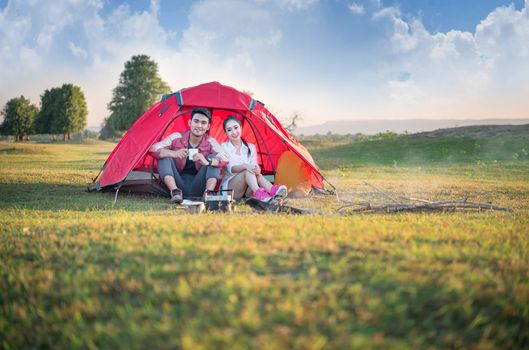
[[252, 187, 273, 202], [269, 185, 288, 200]]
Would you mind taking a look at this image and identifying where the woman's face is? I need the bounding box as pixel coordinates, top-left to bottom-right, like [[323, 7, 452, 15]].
[[224, 119, 242, 141]]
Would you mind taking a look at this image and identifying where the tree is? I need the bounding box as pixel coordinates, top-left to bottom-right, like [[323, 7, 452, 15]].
[[106, 55, 170, 132], [35, 87, 61, 136], [0, 96, 38, 141], [55, 84, 88, 140], [99, 117, 116, 140], [36, 84, 88, 141], [282, 112, 303, 133]]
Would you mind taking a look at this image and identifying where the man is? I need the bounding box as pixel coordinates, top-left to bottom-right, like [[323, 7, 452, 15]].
[[149, 108, 226, 203]]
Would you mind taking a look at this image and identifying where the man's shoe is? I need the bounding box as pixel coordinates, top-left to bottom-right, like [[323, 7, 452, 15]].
[[170, 188, 183, 203], [252, 188, 273, 202]]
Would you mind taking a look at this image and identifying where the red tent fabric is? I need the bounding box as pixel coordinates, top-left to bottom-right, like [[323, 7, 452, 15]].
[[94, 81, 328, 194]]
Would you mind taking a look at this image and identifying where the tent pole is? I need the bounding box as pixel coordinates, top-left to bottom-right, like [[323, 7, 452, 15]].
[[91, 162, 106, 183], [322, 174, 337, 192]]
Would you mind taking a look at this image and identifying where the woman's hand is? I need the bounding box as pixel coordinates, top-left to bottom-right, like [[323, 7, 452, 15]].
[[244, 164, 255, 173], [252, 164, 261, 175], [173, 149, 188, 159]]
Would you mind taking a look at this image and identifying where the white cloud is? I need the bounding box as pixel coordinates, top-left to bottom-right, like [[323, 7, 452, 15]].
[[476, 3, 529, 59], [272, 0, 319, 10], [0, 0, 172, 125], [68, 42, 88, 58], [159, 0, 295, 99], [370, 0, 382, 9], [2, 0, 529, 127], [0, 0, 309, 126], [373, 1, 529, 118], [348, 2, 365, 16], [180, 0, 281, 54]]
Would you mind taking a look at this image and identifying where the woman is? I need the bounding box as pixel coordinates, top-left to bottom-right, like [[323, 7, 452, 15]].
[[220, 116, 287, 202]]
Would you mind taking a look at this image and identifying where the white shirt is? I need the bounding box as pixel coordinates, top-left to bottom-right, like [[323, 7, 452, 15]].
[[220, 141, 258, 189]]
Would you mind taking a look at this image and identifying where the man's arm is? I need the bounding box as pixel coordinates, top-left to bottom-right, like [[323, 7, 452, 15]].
[[159, 148, 187, 159], [149, 132, 182, 159]]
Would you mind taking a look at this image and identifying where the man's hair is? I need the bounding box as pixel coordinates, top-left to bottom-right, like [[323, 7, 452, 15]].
[[191, 108, 212, 122]]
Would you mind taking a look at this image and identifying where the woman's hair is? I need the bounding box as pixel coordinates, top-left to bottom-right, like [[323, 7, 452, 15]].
[[223, 115, 251, 157]]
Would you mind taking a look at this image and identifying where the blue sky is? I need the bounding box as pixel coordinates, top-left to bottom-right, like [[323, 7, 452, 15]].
[[1, 0, 528, 127]]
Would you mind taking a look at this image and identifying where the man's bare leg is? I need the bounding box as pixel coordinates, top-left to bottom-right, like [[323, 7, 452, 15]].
[[206, 178, 217, 191], [164, 175, 178, 191]]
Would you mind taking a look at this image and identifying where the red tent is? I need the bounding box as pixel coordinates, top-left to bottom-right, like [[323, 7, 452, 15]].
[[91, 81, 332, 197]]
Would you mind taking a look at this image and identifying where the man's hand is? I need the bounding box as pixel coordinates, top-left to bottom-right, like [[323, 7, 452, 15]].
[[216, 152, 229, 162], [193, 153, 209, 166], [173, 149, 188, 159]]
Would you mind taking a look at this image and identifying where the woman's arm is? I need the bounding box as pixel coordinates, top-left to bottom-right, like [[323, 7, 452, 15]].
[[230, 164, 254, 173]]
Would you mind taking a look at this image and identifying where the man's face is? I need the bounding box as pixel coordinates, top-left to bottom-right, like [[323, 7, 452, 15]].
[[188, 113, 210, 137]]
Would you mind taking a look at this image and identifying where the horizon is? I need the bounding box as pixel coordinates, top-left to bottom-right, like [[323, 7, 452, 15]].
[[83, 117, 529, 136], [296, 117, 529, 128], [294, 117, 529, 135], [2, 0, 529, 127]]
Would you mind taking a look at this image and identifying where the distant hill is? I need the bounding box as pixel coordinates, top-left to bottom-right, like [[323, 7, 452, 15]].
[[411, 123, 529, 138], [295, 119, 529, 136], [309, 123, 529, 168]]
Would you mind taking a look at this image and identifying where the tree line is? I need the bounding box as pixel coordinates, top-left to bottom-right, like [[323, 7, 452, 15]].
[[1, 84, 87, 141], [1, 55, 170, 141]]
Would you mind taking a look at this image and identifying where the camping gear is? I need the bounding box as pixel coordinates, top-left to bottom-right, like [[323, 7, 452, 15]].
[[181, 200, 206, 214], [203, 189, 233, 212], [90, 81, 334, 198]]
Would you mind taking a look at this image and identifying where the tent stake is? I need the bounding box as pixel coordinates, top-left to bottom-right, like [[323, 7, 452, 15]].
[[114, 187, 120, 204], [113, 181, 124, 204]]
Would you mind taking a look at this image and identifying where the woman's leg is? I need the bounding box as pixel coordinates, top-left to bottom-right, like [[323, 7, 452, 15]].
[[228, 172, 249, 199], [244, 171, 260, 193], [256, 174, 273, 192]]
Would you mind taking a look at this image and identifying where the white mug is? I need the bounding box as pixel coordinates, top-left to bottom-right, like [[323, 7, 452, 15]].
[[188, 148, 198, 160]]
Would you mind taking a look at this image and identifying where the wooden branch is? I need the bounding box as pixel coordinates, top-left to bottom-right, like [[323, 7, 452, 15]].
[[339, 200, 511, 213], [336, 182, 512, 213]]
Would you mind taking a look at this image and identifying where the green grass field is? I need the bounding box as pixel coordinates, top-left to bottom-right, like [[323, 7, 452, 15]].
[[1, 138, 528, 349]]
